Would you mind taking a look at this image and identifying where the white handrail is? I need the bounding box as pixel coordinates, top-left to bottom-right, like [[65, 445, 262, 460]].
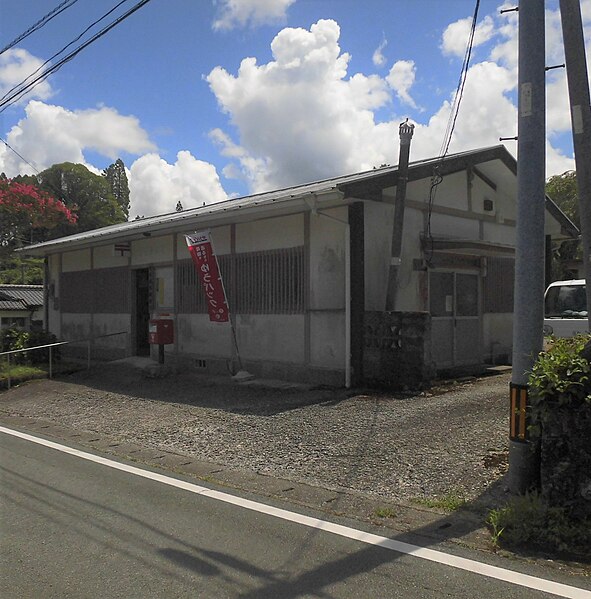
[[1, 331, 128, 389]]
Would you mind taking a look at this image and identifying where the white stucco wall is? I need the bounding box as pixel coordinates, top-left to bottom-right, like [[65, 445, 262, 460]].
[[309, 207, 347, 310], [48, 254, 60, 335], [236, 314, 305, 362], [93, 313, 131, 349], [177, 226, 231, 258], [61, 313, 91, 341], [93, 244, 130, 269], [176, 314, 233, 357], [132, 235, 174, 265], [483, 313, 513, 362], [236, 214, 304, 252], [482, 221, 517, 245], [62, 249, 91, 272], [310, 312, 345, 369], [429, 213, 480, 240]]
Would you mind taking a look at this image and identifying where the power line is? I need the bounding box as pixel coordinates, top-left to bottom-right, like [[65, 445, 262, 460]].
[[440, 0, 481, 158], [0, 0, 80, 56], [425, 0, 481, 266], [0, 0, 132, 106], [0, 136, 41, 174], [0, 0, 153, 113]]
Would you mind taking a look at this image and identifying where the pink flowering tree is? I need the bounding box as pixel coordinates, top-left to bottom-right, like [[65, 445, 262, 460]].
[[0, 178, 78, 254]]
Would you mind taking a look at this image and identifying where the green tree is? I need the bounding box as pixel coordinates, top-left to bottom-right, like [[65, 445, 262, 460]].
[[103, 158, 130, 219], [546, 171, 580, 280], [36, 162, 126, 234], [546, 171, 579, 226]]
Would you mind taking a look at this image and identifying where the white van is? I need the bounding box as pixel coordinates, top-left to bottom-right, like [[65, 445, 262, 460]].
[[543, 279, 589, 338]]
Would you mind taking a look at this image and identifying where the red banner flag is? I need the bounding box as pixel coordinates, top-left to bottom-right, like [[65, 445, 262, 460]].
[[185, 232, 230, 323]]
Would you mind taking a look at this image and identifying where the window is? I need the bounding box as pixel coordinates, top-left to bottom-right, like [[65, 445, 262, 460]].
[[177, 246, 305, 315]]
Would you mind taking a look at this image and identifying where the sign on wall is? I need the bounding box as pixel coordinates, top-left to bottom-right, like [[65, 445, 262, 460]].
[[185, 232, 229, 323]]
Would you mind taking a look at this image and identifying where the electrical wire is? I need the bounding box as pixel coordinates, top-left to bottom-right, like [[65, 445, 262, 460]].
[[0, 0, 80, 56], [439, 0, 481, 159], [0, 0, 153, 112], [0, 137, 40, 174], [425, 0, 480, 267], [0, 0, 132, 106]]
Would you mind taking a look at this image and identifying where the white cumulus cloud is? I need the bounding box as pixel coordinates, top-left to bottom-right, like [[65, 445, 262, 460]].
[[0, 100, 156, 176], [207, 19, 393, 191], [372, 36, 387, 67], [213, 0, 295, 31], [0, 48, 54, 105], [441, 15, 495, 58], [386, 60, 418, 109], [128, 151, 228, 218]]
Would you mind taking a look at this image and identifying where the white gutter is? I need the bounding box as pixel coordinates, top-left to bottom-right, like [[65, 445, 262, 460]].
[[307, 194, 351, 389]]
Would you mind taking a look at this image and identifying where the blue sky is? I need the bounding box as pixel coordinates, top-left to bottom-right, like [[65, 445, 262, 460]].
[[1, 0, 589, 218]]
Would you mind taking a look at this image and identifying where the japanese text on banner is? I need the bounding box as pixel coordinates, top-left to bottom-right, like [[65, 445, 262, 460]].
[[185, 232, 229, 323]]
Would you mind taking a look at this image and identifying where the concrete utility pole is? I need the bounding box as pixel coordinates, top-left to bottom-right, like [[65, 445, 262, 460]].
[[508, 0, 546, 494], [386, 120, 415, 311], [560, 0, 591, 329]]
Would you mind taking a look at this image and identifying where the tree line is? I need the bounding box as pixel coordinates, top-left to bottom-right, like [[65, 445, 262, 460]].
[[0, 159, 129, 284]]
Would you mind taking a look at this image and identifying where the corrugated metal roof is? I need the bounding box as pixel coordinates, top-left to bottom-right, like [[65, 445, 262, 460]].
[[0, 285, 44, 309], [17, 144, 578, 255]]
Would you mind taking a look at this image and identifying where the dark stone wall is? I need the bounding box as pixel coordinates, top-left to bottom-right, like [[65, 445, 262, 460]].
[[363, 311, 433, 390], [540, 400, 591, 518]]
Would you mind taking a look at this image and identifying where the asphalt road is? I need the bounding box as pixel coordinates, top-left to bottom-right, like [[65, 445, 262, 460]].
[[1, 428, 588, 599]]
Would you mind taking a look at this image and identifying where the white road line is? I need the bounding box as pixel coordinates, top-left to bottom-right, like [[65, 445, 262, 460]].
[[1, 425, 589, 599]]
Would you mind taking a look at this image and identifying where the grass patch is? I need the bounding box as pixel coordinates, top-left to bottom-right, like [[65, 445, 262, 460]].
[[413, 490, 467, 512], [486, 492, 591, 559], [0, 363, 46, 383], [374, 507, 397, 519], [0, 359, 84, 389]]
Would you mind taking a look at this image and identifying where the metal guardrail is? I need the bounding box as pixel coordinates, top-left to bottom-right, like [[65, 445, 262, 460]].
[[0, 331, 128, 390]]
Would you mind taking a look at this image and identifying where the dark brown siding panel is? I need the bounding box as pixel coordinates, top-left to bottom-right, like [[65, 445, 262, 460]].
[[484, 257, 515, 313], [61, 271, 94, 313], [94, 267, 131, 313], [60, 267, 131, 314]]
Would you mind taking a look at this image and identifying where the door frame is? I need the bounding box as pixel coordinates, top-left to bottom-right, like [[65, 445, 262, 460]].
[[429, 269, 482, 369]]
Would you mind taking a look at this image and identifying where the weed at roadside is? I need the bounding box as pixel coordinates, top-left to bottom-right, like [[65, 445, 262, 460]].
[[412, 490, 467, 512], [486, 492, 591, 560]]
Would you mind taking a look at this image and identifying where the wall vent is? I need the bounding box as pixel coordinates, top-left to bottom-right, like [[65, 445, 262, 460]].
[[196, 359, 207, 368]]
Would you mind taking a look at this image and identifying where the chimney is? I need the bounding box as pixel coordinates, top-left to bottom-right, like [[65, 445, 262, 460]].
[[385, 119, 415, 311]]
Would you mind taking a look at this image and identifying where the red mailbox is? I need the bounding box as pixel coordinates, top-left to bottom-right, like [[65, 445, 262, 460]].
[[148, 319, 174, 345]]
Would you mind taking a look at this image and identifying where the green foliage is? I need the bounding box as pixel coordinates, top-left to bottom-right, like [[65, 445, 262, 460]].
[[486, 493, 591, 558], [103, 158, 130, 219], [546, 171, 579, 227], [374, 507, 397, 519], [0, 256, 43, 284], [0, 328, 59, 364], [546, 171, 581, 280], [528, 335, 591, 439], [413, 490, 467, 512], [37, 162, 126, 234]]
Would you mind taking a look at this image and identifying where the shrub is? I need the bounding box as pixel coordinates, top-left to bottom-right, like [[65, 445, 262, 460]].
[[528, 334, 591, 438], [0, 328, 30, 364], [0, 327, 59, 365], [487, 492, 591, 559]]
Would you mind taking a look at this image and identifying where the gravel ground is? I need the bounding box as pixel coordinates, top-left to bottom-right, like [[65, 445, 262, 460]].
[[0, 364, 510, 504]]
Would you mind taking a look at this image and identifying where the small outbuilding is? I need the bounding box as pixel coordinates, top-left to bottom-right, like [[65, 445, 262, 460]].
[[21, 145, 578, 388], [0, 284, 44, 331]]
